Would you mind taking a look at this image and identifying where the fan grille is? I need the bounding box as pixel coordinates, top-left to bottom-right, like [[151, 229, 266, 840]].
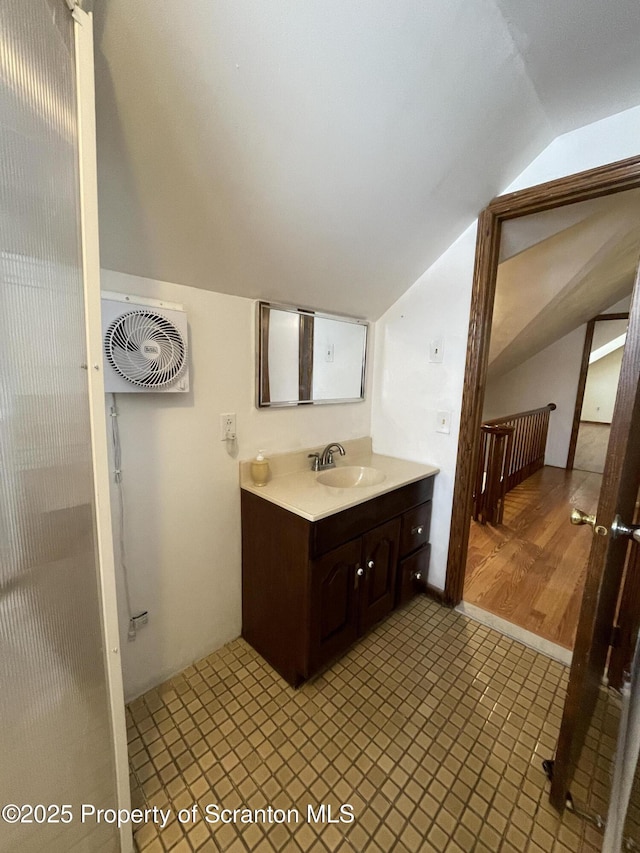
[[105, 310, 187, 388]]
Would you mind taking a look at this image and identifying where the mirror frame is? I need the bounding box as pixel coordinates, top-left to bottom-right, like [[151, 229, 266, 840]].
[[256, 301, 368, 408]]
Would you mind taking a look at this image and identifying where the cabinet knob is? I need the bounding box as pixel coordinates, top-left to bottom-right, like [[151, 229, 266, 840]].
[[411, 525, 424, 535], [367, 560, 375, 569], [414, 571, 422, 581], [356, 566, 364, 577]]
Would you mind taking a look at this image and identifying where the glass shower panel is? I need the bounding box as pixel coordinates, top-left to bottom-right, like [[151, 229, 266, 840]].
[[0, 2, 118, 851]]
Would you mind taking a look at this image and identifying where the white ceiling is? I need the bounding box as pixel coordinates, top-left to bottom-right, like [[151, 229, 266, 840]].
[[92, 0, 640, 320]]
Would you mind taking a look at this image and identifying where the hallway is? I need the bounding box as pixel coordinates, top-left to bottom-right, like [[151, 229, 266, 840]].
[[464, 467, 602, 650]]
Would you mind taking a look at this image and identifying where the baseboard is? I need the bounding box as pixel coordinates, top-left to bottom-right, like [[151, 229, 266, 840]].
[[425, 583, 449, 605]]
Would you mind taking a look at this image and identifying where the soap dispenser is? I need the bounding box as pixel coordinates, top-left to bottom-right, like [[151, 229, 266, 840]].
[[250, 450, 270, 486]]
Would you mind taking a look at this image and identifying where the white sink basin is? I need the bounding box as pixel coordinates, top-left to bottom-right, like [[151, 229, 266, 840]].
[[316, 466, 387, 488]]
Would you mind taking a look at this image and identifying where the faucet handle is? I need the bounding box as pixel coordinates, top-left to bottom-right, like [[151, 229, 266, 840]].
[[308, 453, 320, 472]]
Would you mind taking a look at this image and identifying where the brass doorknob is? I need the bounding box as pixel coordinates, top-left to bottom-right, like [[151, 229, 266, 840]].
[[570, 508, 597, 528], [570, 508, 608, 536]]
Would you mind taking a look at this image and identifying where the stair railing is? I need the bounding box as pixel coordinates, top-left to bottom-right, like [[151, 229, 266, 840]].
[[473, 403, 556, 525]]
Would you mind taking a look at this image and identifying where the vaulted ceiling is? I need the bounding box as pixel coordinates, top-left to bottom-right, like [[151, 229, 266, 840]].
[[92, 0, 640, 320], [489, 190, 640, 378]]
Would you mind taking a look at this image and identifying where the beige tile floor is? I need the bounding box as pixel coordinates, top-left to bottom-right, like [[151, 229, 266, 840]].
[[127, 596, 625, 852]]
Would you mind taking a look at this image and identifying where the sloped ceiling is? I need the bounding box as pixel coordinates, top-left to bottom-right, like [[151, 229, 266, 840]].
[[489, 191, 640, 378], [92, 0, 640, 320]]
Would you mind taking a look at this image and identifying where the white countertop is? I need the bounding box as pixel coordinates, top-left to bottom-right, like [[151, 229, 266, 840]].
[[240, 447, 439, 522]]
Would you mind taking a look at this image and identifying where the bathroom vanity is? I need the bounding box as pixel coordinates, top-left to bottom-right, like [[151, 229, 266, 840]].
[[240, 439, 438, 686]]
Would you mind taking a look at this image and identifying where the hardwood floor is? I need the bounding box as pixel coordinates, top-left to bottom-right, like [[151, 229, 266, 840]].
[[574, 421, 610, 474], [464, 466, 602, 650]]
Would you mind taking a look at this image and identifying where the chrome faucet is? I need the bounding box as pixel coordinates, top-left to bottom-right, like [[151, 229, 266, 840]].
[[308, 442, 346, 472], [321, 443, 346, 467]]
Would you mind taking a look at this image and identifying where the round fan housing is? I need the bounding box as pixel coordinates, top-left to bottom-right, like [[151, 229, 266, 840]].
[[104, 309, 187, 389]]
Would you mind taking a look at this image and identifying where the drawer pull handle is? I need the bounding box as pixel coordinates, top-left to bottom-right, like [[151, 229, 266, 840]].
[[356, 566, 364, 577], [367, 560, 375, 569], [411, 525, 424, 535]]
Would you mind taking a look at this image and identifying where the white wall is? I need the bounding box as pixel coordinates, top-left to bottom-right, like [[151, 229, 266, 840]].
[[482, 327, 586, 467], [582, 347, 624, 423], [372, 104, 640, 591], [101, 269, 372, 700], [370, 226, 476, 587]]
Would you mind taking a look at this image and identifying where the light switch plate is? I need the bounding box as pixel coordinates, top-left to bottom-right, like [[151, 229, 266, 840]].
[[429, 338, 444, 363], [436, 411, 451, 434]]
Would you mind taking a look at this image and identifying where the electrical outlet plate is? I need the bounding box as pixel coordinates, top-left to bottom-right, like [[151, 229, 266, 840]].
[[220, 413, 237, 441]]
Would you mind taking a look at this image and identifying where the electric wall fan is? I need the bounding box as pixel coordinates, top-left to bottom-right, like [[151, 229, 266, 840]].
[[101, 292, 190, 393]]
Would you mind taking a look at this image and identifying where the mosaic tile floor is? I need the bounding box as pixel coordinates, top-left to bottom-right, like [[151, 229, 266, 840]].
[[126, 596, 619, 852]]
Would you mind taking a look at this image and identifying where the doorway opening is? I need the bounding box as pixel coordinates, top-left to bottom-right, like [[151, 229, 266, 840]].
[[458, 187, 639, 653], [445, 157, 640, 615], [445, 154, 640, 818]]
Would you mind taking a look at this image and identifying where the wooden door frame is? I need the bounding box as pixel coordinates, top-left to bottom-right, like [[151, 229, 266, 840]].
[[566, 312, 630, 470], [444, 154, 640, 606]]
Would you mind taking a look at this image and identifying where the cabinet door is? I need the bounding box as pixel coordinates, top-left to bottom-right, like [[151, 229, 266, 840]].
[[308, 539, 361, 675], [359, 518, 401, 634]]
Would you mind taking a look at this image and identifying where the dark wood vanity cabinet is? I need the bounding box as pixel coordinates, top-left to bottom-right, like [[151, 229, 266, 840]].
[[309, 517, 400, 675], [241, 475, 434, 686]]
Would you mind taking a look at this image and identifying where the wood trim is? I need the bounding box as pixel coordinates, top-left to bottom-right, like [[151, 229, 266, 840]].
[[259, 303, 271, 405], [425, 583, 448, 605], [566, 320, 595, 471], [445, 154, 640, 608], [298, 314, 314, 401], [444, 207, 502, 604], [483, 402, 556, 426], [592, 313, 630, 322], [486, 154, 640, 219], [566, 312, 629, 470]]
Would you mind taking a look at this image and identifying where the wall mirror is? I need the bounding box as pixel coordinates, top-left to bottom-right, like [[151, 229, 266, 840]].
[[257, 301, 368, 407]]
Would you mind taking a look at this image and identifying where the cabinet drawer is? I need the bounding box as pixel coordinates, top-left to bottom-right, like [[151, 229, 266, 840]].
[[396, 545, 430, 607], [311, 477, 434, 559], [399, 501, 431, 557]]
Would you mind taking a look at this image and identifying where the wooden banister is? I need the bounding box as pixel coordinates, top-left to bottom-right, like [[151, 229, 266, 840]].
[[483, 402, 557, 427], [473, 403, 556, 525]]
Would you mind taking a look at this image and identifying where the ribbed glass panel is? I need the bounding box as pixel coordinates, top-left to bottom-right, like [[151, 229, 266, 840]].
[[0, 2, 118, 851]]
